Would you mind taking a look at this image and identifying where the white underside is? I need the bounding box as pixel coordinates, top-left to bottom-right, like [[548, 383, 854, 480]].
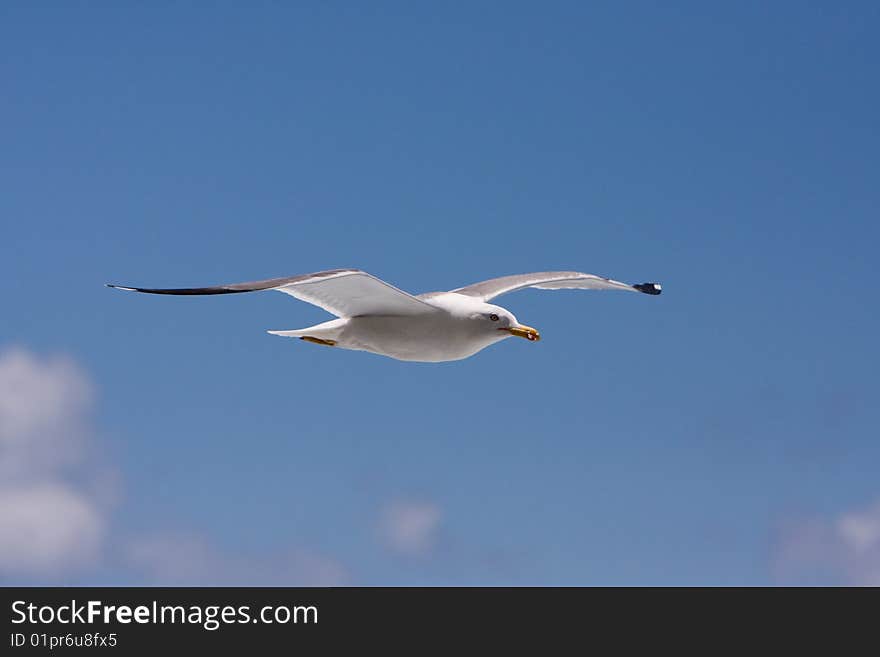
[[268, 293, 512, 362], [269, 315, 510, 362]]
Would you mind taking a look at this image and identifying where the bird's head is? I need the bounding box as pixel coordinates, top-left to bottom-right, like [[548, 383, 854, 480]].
[[472, 303, 541, 342]]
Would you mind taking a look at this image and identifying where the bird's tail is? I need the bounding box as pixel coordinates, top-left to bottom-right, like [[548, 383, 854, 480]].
[[267, 318, 346, 340]]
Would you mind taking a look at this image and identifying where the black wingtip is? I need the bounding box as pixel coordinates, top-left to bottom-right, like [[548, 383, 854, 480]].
[[633, 282, 662, 295]]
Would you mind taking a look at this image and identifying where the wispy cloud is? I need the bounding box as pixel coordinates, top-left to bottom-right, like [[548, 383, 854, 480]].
[[0, 348, 108, 577], [379, 499, 443, 557], [126, 533, 349, 586], [774, 498, 880, 586]]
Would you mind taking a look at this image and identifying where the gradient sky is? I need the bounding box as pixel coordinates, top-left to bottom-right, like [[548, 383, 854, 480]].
[[1, 2, 878, 586]]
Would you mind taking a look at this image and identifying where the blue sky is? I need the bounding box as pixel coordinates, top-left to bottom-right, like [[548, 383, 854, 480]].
[[1, 2, 878, 585]]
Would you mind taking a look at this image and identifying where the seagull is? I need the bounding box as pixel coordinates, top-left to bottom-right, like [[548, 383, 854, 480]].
[[107, 269, 661, 362]]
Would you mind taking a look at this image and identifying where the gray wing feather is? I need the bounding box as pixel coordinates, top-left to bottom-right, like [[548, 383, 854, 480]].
[[106, 269, 359, 295], [107, 269, 439, 317], [451, 271, 662, 301]]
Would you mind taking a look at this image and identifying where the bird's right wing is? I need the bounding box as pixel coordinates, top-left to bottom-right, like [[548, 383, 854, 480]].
[[451, 271, 662, 302], [107, 269, 439, 318]]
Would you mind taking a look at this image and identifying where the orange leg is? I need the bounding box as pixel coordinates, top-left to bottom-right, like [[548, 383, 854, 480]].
[[300, 336, 337, 347]]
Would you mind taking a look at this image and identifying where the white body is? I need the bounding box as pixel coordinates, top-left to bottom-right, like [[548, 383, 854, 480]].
[[271, 293, 515, 362]]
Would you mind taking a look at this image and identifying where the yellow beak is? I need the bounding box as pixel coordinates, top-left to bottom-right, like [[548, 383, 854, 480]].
[[500, 325, 541, 342]]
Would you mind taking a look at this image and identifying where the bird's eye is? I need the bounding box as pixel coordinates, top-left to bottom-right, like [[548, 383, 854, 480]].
[[489, 313, 499, 322]]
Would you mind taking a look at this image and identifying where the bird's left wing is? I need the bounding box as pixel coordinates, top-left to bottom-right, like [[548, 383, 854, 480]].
[[451, 271, 662, 302], [107, 269, 439, 317]]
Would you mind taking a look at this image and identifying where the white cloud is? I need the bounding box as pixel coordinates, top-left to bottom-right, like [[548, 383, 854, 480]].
[[0, 348, 92, 479], [774, 498, 880, 586], [380, 499, 443, 557], [0, 483, 104, 576], [837, 503, 880, 555], [126, 533, 349, 586], [0, 347, 106, 578], [0, 345, 350, 585]]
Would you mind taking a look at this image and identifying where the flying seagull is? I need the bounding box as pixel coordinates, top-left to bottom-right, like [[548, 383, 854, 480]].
[[107, 269, 661, 362]]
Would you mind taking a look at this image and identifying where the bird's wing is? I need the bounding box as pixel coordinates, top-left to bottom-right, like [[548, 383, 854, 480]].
[[451, 271, 662, 302], [107, 269, 439, 317]]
